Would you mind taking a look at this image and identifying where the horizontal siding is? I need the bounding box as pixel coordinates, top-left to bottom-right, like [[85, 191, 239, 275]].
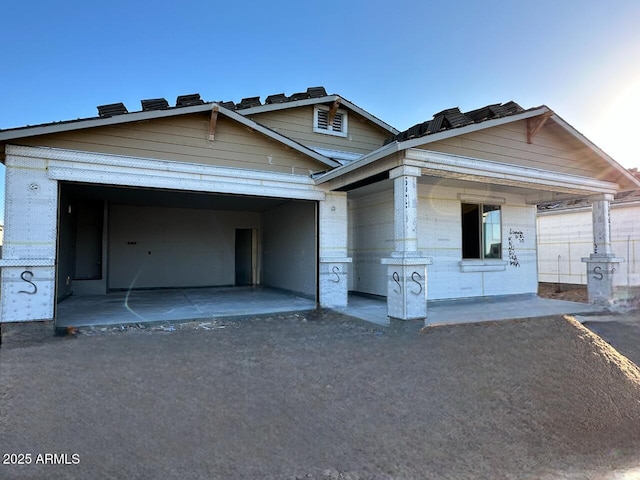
[[248, 106, 389, 154], [19, 113, 327, 175], [419, 119, 611, 180]]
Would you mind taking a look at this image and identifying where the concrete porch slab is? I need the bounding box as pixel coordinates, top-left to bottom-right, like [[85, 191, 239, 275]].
[[336, 293, 606, 327], [56, 286, 316, 327]]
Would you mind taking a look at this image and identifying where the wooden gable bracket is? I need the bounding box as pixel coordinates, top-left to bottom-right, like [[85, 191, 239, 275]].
[[526, 111, 553, 144], [328, 98, 342, 124], [208, 106, 219, 141]]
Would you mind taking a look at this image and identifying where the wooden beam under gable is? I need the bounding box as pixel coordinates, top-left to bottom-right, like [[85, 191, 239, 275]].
[[526, 111, 553, 144], [208, 106, 219, 141], [328, 98, 342, 124]]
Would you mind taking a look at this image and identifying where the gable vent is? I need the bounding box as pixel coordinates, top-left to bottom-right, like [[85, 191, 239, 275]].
[[316, 110, 344, 132]]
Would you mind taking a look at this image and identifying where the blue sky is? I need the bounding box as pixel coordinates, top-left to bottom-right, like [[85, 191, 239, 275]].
[[1, 1, 640, 222]]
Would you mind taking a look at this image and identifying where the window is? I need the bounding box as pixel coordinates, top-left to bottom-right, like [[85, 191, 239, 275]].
[[313, 106, 348, 137], [461, 203, 502, 259]]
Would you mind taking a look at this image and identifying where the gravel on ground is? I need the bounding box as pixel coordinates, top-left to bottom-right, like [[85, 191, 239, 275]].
[[2, 310, 640, 479]]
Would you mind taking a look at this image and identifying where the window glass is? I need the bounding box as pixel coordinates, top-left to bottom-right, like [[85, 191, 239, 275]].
[[482, 205, 501, 259], [461, 203, 501, 260]]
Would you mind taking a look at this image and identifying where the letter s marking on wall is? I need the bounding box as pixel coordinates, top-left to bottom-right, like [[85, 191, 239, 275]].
[[393, 272, 401, 294], [592, 266, 603, 281], [411, 271, 423, 295], [331, 266, 340, 283], [18, 271, 38, 295]]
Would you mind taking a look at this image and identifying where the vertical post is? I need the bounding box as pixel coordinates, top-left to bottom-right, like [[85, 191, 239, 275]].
[[1, 146, 59, 323], [318, 192, 351, 308], [381, 166, 432, 320], [581, 194, 622, 304]]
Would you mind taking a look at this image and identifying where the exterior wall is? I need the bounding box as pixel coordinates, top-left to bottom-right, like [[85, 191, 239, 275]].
[[420, 120, 607, 179], [537, 203, 640, 286], [349, 183, 538, 300], [262, 201, 316, 297], [108, 205, 261, 290], [1, 152, 58, 322], [349, 188, 393, 296], [18, 114, 325, 175], [247, 106, 389, 155]]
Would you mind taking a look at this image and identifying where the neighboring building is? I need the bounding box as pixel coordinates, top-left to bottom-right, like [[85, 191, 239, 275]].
[[1, 87, 639, 324], [538, 176, 640, 289]]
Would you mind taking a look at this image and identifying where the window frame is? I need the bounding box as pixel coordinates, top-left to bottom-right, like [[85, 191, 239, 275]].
[[313, 105, 348, 137], [460, 202, 503, 261]]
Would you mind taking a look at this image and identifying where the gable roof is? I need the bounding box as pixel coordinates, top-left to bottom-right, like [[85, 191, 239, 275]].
[[0, 94, 342, 169], [317, 103, 640, 192], [0, 86, 398, 142]]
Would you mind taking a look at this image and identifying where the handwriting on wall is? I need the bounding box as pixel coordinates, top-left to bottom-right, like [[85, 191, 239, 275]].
[[411, 272, 423, 295], [592, 265, 616, 281], [393, 272, 401, 293], [18, 271, 38, 295], [331, 266, 340, 283], [508, 229, 525, 267]]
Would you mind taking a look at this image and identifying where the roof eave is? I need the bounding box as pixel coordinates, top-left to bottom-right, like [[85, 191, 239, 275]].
[[314, 142, 400, 184], [549, 113, 640, 191], [0, 102, 340, 170], [395, 107, 551, 150], [0, 103, 215, 142]]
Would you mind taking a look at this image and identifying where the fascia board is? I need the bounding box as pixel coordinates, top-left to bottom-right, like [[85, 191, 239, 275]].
[[396, 107, 551, 150], [313, 142, 400, 184], [234, 96, 340, 115], [549, 113, 640, 190], [0, 103, 215, 141]]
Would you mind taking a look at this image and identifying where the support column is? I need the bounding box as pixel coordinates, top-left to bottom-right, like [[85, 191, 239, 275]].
[[319, 192, 352, 308], [581, 194, 623, 304], [1, 148, 58, 323], [381, 166, 432, 320]]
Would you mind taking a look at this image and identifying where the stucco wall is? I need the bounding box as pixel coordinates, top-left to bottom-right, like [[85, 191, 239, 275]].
[[262, 201, 316, 297], [349, 183, 538, 300], [537, 203, 640, 286]]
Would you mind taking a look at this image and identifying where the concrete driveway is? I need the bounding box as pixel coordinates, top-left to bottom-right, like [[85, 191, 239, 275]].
[[2, 310, 640, 479]]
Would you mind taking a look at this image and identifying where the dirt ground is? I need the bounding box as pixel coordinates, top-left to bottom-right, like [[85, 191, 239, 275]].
[[2, 311, 640, 479], [538, 282, 589, 303]]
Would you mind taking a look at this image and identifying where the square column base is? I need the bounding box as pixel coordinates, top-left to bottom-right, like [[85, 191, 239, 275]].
[[581, 255, 623, 305], [319, 257, 352, 308], [381, 256, 432, 320]]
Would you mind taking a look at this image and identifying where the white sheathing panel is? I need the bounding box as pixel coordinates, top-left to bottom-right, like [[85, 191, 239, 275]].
[[319, 192, 351, 308], [9, 145, 326, 202], [1, 153, 58, 322], [538, 204, 640, 286], [108, 205, 261, 289], [262, 201, 316, 297], [349, 183, 537, 300], [349, 189, 394, 296]]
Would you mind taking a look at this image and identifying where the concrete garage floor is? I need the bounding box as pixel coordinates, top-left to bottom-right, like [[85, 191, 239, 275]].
[[56, 286, 316, 327], [56, 286, 606, 328]]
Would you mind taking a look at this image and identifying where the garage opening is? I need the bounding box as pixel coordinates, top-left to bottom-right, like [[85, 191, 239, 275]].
[[56, 182, 317, 326]]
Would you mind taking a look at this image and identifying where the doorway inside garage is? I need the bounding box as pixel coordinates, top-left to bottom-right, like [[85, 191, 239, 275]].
[[55, 182, 318, 326]]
